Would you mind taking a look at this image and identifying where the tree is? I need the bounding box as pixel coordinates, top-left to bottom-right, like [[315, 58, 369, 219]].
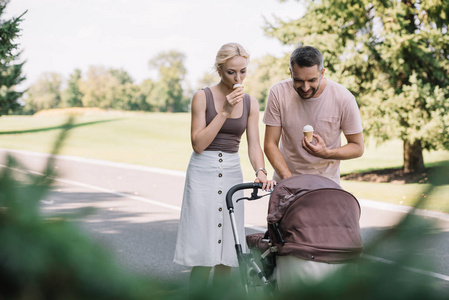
[[109, 68, 133, 85], [148, 50, 188, 112], [0, 1, 26, 116], [61, 69, 83, 107], [265, 0, 449, 173], [245, 54, 290, 110], [138, 78, 160, 111], [118, 82, 150, 111], [79, 66, 139, 110], [196, 71, 220, 90], [79, 66, 114, 108], [103, 68, 135, 110], [25, 72, 63, 112]]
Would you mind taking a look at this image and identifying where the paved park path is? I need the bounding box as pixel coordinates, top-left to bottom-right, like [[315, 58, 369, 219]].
[[1, 148, 448, 287]]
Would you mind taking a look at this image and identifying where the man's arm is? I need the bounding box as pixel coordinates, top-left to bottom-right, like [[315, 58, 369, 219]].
[[302, 132, 364, 160], [264, 125, 293, 180]]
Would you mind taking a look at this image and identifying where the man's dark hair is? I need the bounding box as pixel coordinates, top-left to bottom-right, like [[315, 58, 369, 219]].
[[290, 46, 324, 71]]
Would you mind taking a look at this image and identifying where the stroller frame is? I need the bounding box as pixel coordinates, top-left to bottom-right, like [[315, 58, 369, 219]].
[[225, 182, 274, 292], [225, 174, 363, 292]]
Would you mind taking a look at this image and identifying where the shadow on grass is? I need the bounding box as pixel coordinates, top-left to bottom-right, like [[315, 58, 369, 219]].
[[0, 118, 122, 135], [341, 161, 449, 184]]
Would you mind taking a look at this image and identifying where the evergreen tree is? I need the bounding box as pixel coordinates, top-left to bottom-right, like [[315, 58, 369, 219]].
[[265, 0, 449, 173], [0, 1, 26, 116], [61, 69, 83, 107]]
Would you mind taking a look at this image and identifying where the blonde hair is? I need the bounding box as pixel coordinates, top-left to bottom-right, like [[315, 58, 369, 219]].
[[214, 43, 250, 73]]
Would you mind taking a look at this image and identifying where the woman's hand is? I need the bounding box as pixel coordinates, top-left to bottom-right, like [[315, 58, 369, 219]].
[[254, 173, 276, 191], [222, 87, 245, 117]]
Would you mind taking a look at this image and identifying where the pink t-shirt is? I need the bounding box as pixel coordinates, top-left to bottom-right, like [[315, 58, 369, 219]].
[[263, 78, 363, 184]]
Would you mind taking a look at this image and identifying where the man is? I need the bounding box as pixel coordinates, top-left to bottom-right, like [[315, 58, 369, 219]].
[[263, 46, 364, 184], [263, 46, 364, 290]]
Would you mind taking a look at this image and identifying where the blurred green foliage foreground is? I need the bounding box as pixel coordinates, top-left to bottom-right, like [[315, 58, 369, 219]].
[[0, 120, 154, 299], [1, 120, 448, 299]]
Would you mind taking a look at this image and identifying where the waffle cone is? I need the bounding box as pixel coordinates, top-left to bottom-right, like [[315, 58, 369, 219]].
[[304, 131, 313, 142]]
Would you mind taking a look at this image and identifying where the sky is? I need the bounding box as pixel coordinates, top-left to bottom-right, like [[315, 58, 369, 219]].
[[4, 0, 305, 89]]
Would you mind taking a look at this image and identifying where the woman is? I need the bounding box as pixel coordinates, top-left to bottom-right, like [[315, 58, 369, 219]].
[[173, 43, 275, 286]]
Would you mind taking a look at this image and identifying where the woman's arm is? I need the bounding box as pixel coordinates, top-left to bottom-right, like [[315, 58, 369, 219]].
[[246, 96, 275, 190], [190, 90, 227, 154]]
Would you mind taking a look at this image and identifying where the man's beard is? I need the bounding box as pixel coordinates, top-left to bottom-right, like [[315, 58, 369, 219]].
[[296, 78, 322, 99]]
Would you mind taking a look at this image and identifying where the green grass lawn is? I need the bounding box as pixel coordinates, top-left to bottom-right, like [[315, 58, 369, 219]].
[[1, 111, 448, 213]]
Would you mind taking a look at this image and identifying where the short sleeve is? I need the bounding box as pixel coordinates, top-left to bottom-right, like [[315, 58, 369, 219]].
[[341, 96, 363, 135], [263, 88, 282, 126]]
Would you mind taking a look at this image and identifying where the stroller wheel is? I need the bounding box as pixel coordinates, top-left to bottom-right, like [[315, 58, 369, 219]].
[[247, 268, 261, 285], [246, 267, 262, 292]]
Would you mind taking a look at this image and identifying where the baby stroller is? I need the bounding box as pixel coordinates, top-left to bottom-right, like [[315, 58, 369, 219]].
[[225, 174, 363, 292]]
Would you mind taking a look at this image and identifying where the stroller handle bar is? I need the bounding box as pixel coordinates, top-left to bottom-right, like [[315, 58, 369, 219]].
[[226, 182, 264, 210]]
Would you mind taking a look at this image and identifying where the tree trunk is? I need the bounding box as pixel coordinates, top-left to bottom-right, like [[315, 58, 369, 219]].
[[403, 139, 425, 174]]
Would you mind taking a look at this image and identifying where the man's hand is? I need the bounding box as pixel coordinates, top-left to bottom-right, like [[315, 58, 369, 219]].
[[302, 132, 364, 160], [302, 134, 329, 158]]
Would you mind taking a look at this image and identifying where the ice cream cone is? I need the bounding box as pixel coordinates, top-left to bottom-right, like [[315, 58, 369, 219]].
[[303, 124, 314, 142], [304, 131, 313, 142]]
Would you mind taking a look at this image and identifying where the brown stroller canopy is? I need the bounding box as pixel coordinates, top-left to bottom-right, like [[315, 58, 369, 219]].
[[267, 174, 363, 263], [267, 174, 345, 224]]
